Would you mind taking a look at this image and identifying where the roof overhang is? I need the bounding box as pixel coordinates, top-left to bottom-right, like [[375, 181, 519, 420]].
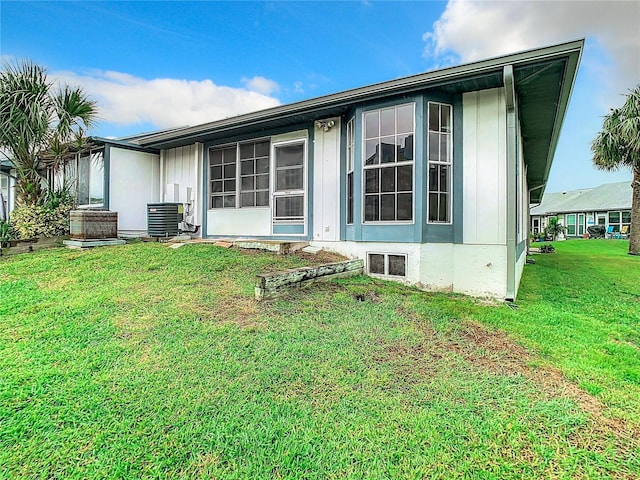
[[131, 40, 583, 201], [89, 136, 159, 154], [514, 44, 583, 203]]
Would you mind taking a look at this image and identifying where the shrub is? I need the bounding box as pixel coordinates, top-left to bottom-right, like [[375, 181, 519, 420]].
[[0, 220, 13, 246], [539, 244, 556, 254], [10, 188, 75, 240]]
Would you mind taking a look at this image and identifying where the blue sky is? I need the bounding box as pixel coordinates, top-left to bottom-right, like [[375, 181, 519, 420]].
[[2, 1, 638, 193]]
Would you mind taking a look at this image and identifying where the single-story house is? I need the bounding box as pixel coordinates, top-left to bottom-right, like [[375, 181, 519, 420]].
[[54, 40, 583, 300], [530, 181, 632, 237]]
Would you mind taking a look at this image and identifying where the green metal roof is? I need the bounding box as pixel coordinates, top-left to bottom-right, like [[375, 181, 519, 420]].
[[530, 181, 632, 215], [132, 40, 583, 201]]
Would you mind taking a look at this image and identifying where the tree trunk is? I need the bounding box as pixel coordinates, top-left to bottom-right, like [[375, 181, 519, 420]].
[[629, 166, 640, 255], [15, 170, 45, 207]]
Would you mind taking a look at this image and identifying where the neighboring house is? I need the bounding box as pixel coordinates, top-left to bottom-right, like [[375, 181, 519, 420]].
[[56, 40, 583, 300], [530, 181, 632, 237]]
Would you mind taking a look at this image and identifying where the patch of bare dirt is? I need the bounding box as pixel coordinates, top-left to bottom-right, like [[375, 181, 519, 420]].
[[292, 249, 349, 265], [379, 307, 640, 460], [213, 294, 263, 330], [178, 277, 264, 330], [452, 321, 633, 437], [236, 246, 346, 266]]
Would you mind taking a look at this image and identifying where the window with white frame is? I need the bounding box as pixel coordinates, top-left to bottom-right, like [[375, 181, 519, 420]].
[[368, 252, 407, 277], [363, 103, 414, 222], [346, 117, 355, 224], [566, 214, 576, 235], [240, 140, 270, 207], [608, 210, 631, 233], [209, 139, 271, 209], [210, 146, 238, 209], [273, 141, 305, 222], [427, 102, 452, 223]]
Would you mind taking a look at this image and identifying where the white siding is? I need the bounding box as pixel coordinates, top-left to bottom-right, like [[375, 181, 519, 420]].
[[109, 147, 160, 232], [163, 143, 202, 226], [311, 240, 508, 299], [207, 208, 271, 237], [312, 118, 341, 242], [514, 246, 527, 298], [462, 88, 507, 245]]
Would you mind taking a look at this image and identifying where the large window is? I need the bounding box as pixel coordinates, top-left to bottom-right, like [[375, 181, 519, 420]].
[[210, 146, 237, 209], [273, 141, 305, 222], [427, 102, 452, 223], [566, 214, 576, 236], [240, 141, 270, 207], [346, 117, 355, 224], [75, 151, 104, 207], [209, 140, 270, 209], [58, 151, 104, 208], [578, 213, 586, 236], [608, 210, 631, 233], [362, 103, 414, 222]]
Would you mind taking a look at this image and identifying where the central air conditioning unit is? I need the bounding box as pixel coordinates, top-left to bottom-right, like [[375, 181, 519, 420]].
[[147, 202, 184, 237]]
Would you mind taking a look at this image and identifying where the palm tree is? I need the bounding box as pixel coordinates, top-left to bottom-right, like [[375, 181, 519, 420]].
[[544, 216, 566, 241], [592, 85, 640, 255], [0, 60, 97, 206]]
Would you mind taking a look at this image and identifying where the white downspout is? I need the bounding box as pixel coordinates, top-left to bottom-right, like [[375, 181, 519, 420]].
[[159, 150, 165, 202], [504, 65, 517, 301]]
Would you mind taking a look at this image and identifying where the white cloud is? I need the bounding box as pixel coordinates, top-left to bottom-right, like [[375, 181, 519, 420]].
[[423, 0, 640, 105], [241, 75, 280, 95], [50, 70, 281, 129]]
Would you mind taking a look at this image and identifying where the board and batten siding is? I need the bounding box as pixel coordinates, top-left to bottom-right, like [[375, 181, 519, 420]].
[[462, 88, 507, 246], [162, 144, 203, 228], [109, 147, 160, 232], [312, 118, 341, 242]]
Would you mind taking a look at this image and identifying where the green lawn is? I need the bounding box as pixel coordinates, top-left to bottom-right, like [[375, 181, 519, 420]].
[[0, 240, 638, 478]]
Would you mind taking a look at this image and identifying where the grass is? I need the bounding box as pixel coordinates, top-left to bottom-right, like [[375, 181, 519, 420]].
[[0, 240, 638, 478]]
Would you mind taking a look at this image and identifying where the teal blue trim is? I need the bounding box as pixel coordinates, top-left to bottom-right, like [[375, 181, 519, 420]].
[[360, 224, 417, 242], [202, 148, 208, 236], [307, 127, 314, 241], [207, 234, 308, 242], [272, 224, 305, 235], [339, 115, 351, 240], [349, 95, 423, 243], [423, 94, 462, 243], [348, 108, 362, 241], [424, 224, 455, 242], [414, 99, 426, 242], [103, 145, 110, 210], [203, 124, 312, 239], [516, 239, 526, 258]]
